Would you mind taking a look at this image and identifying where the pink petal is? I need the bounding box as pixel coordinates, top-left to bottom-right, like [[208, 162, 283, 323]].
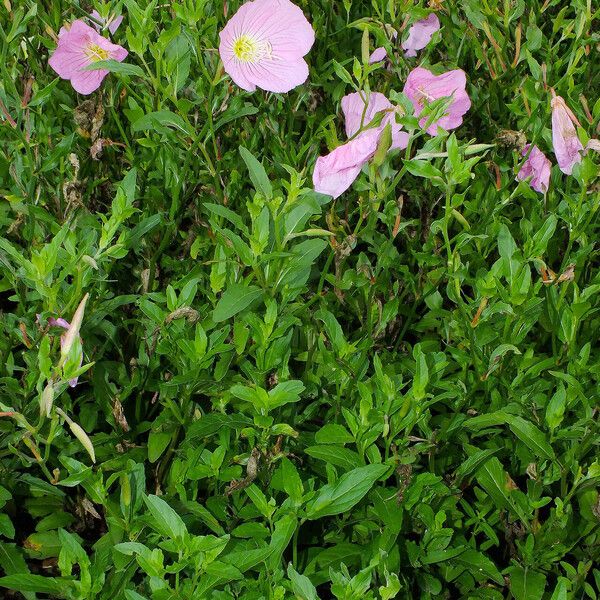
[[341, 91, 392, 138], [313, 131, 380, 198], [369, 47, 388, 63], [218, 0, 314, 93], [402, 14, 440, 57], [107, 15, 124, 35], [341, 92, 409, 152], [230, 56, 309, 93], [551, 95, 584, 175], [70, 69, 109, 95], [403, 67, 471, 135], [49, 317, 71, 330], [516, 144, 551, 193], [586, 139, 600, 153], [48, 20, 127, 95]]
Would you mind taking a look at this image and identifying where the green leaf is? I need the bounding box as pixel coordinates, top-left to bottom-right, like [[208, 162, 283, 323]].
[[305, 445, 361, 471], [404, 159, 444, 184], [132, 110, 193, 135], [545, 384, 566, 431], [143, 495, 187, 541], [148, 431, 171, 463], [454, 448, 499, 484], [125, 590, 151, 600], [0, 542, 29, 576], [306, 464, 389, 520], [213, 284, 263, 322], [85, 59, 146, 78], [268, 380, 305, 409], [0, 574, 68, 595], [268, 514, 297, 569], [0, 515, 14, 539], [314, 424, 354, 444], [508, 566, 546, 600], [503, 415, 556, 461], [287, 564, 318, 600], [239, 146, 273, 199], [475, 457, 529, 524]]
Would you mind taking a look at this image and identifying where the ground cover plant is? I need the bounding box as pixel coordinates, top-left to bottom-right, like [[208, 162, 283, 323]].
[[0, 0, 599, 598]]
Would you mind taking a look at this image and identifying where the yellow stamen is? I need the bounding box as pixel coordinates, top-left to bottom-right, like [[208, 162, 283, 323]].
[[85, 43, 110, 63], [232, 35, 271, 63]]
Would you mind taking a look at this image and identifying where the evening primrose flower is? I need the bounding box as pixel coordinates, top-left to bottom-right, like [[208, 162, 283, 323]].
[[219, 0, 315, 93], [313, 131, 381, 199], [48, 20, 127, 95], [341, 92, 408, 151], [402, 14, 440, 57], [551, 94, 585, 175], [403, 67, 471, 135], [516, 144, 551, 193], [313, 92, 409, 198], [369, 15, 440, 63]]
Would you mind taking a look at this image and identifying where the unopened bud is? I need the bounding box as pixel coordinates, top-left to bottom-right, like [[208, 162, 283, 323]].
[[40, 382, 54, 418], [61, 294, 89, 361], [69, 421, 96, 463]]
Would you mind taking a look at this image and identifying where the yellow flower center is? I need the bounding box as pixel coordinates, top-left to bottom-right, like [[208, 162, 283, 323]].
[[85, 43, 110, 63], [232, 35, 271, 63]]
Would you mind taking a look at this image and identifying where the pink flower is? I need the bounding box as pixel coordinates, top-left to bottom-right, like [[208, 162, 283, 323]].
[[341, 92, 408, 151], [369, 28, 398, 64], [49, 20, 128, 95], [90, 10, 123, 35], [313, 131, 381, 198], [403, 67, 471, 135], [516, 144, 551, 193], [551, 94, 584, 175], [313, 92, 409, 198], [402, 14, 440, 57], [47, 317, 84, 387], [218, 0, 315, 93], [369, 46, 389, 64]]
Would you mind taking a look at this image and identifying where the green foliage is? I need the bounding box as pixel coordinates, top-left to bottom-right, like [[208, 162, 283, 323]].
[[0, 0, 599, 598]]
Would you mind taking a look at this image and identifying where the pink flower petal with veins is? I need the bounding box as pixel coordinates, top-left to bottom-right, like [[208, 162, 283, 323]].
[[516, 144, 551, 193], [313, 92, 410, 198], [341, 91, 408, 151], [313, 131, 381, 199], [219, 0, 315, 93], [551, 95, 585, 175], [402, 14, 440, 57], [403, 67, 471, 135], [49, 20, 127, 95]]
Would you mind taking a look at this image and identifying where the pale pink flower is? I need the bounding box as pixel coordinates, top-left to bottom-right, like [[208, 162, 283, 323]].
[[47, 317, 84, 387], [313, 92, 409, 198], [403, 67, 471, 135], [402, 14, 440, 57], [313, 131, 381, 198], [218, 0, 315, 93], [341, 91, 408, 151], [49, 20, 128, 95], [369, 46, 389, 64], [369, 29, 398, 64], [89, 10, 123, 35], [516, 144, 551, 193], [551, 94, 584, 175]]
